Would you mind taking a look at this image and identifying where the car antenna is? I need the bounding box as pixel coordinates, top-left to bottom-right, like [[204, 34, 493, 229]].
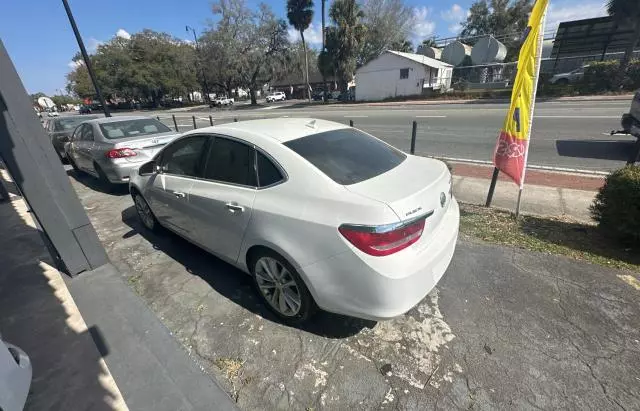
[[305, 119, 317, 129]]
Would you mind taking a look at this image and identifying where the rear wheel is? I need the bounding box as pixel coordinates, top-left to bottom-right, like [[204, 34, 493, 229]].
[[250, 250, 316, 324], [94, 163, 115, 192]]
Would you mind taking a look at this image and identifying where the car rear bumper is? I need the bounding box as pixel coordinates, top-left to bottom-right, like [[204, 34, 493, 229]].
[[101, 160, 146, 184], [301, 199, 459, 321]]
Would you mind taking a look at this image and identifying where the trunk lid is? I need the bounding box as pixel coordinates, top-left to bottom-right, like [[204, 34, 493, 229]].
[[112, 132, 180, 162], [345, 156, 452, 239]]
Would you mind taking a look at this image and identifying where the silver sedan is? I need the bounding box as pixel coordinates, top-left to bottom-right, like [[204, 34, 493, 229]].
[[66, 116, 181, 186]]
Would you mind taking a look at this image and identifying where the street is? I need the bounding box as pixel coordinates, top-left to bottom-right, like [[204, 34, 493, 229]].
[[145, 99, 635, 173], [61, 169, 640, 410]]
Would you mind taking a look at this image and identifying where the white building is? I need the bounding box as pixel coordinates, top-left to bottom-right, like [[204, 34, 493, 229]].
[[355, 50, 453, 101]]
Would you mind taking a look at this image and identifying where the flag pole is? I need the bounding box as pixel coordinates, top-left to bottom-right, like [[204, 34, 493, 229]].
[[515, 6, 547, 219]]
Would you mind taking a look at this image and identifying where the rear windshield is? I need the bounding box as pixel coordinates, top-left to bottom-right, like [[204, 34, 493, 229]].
[[284, 128, 406, 185], [53, 116, 98, 132], [99, 118, 171, 139]]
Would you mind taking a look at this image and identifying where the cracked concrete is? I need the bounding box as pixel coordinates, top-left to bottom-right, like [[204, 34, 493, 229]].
[[67, 169, 640, 410]]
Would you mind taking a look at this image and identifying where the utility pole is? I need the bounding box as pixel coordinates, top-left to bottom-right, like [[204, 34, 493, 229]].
[[186, 25, 210, 104], [321, 0, 327, 102], [61, 0, 111, 117]]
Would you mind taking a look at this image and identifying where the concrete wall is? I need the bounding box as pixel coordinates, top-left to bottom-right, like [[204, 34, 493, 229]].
[[356, 53, 450, 101]]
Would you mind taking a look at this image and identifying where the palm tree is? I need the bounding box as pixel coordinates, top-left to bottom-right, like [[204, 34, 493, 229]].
[[607, 0, 640, 88], [329, 0, 366, 91], [287, 0, 314, 101]]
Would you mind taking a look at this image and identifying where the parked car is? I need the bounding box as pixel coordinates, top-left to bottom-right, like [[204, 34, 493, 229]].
[[129, 118, 459, 323], [549, 65, 588, 85], [211, 96, 234, 107], [65, 116, 181, 186], [0, 335, 32, 411], [266, 91, 286, 103], [45, 115, 100, 161], [79, 105, 92, 114]]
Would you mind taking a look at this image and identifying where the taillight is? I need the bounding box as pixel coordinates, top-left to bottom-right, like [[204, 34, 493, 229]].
[[106, 148, 137, 159], [339, 218, 426, 257]]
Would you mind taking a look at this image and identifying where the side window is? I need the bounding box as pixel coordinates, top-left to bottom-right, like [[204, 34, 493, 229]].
[[82, 124, 94, 141], [257, 151, 283, 187], [72, 126, 82, 141], [203, 137, 256, 186], [160, 136, 207, 177], [400, 68, 409, 79]]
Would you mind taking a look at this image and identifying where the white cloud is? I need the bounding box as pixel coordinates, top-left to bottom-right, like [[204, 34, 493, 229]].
[[67, 60, 83, 69], [116, 28, 131, 40], [288, 22, 323, 47], [412, 7, 436, 41], [441, 4, 468, 34], [86, 37, 103, 53], [546, 1, 607, 33]]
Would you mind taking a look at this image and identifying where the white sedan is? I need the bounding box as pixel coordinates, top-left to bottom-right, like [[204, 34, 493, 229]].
[[129, 118, 459, 323]]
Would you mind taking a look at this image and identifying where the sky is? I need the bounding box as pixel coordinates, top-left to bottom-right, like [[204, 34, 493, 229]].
[[1, 0, 608, 96]]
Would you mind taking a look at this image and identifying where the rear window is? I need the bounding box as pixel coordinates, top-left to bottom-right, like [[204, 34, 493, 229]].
[[284, 128, 406, 185], [99, 118, 171, 139], [53, 116, 98, 132]]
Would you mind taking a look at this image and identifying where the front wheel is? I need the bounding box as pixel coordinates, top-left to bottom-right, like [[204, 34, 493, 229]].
[[250, 251, 316, 324], [134, 193, 159, 232]]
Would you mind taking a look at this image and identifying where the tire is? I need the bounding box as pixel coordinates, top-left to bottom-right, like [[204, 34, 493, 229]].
[[249, 250, 317, 324], [68, 155, 80, 172], [556, 78, 569, 86], [94, 163, 114, 192], [133, 193, 160, 232]]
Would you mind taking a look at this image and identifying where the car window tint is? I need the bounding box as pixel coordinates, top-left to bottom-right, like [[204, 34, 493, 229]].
[[257, 152, 283, 187], [161, 136, 207, 177], [82, 125, 94, 141], [99, 118, 172, 139], [203, 138, 256, 186], [284, 128, 406, 185]]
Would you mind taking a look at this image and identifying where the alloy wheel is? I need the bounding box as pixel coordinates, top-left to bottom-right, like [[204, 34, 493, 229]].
[[255, 256, 302, 317], [135, 195, 154, 230]]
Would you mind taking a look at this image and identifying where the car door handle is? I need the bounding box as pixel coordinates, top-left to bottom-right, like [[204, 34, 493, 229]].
[[173, 192, 186, 198], [225, 202, 244, 213]]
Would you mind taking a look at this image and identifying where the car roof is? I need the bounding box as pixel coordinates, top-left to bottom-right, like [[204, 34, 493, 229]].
[[83, 115, 154, 125], [184, 118, 349, 144]]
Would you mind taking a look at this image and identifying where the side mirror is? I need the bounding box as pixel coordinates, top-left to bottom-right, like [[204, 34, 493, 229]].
[[139, 161, 158, 176]]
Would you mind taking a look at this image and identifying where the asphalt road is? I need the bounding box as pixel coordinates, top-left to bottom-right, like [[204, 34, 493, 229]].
[[65, 170, 640, 410], [148, 99, 636, 173]]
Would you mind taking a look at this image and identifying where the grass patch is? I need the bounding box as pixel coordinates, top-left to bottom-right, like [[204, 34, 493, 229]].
[[459, 204, 640, 272]]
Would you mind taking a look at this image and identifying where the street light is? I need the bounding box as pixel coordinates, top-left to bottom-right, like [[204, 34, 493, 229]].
[[186, 25, 210, 104]]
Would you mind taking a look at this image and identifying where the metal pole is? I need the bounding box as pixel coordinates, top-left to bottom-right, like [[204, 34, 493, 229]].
[[61, 0, 111, 117], [172, 114, 179, 132], [515, 188, 523, 219], [209, 115, 213, 126], [187, 26, 210, 104], [157, 116, 160, 121], [410, 121, 417, 154], [485, 167, 500, 207], [192, 115, 197, 129], [349, 120, 354, 127], [234, 118, 238, 122]]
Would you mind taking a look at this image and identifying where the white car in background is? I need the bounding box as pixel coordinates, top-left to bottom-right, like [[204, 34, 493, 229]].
[[549, 65, 588, 85], [129, 118, 459, 323], [212, 96, 234, 106], [265, 91, 286, 103]]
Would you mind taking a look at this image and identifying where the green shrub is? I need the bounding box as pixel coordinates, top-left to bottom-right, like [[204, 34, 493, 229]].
[[581, 60, 640, 92], [591, 165, 640, 245]]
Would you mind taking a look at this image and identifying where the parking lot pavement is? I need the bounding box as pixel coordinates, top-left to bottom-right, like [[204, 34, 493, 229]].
[[66, 169, 640, 410]]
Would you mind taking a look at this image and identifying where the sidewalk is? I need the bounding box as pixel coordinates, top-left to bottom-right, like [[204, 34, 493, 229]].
[[449, 161, 601, 222]]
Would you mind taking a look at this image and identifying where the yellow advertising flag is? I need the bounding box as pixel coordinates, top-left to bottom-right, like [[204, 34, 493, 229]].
[[492, 0, 549, 187]]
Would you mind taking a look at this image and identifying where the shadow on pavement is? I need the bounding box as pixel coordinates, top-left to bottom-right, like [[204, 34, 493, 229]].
[[120, 205, 374, 338], [0, 187, 122, 410], [519, 215, 640, 266], [556, 139, 637, 162], [66, 169, 129, 196]]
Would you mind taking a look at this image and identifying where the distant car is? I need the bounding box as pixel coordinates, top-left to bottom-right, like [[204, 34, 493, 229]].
[[65, 116, 181, 186], [47, 110, 60, 117], [45, 115, 100, 160], [266, 91, 286, 103], [211, 96, 234, 107], [0, 335, 32, 411], [550, 65, 588, 85], [129, 118, 459, 323], [79, 105, 92, 114]]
